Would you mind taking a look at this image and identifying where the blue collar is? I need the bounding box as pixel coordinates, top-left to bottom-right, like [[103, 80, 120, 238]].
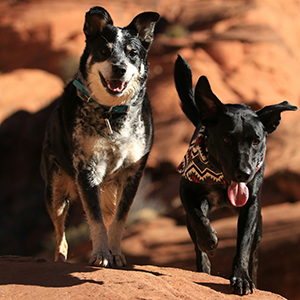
[[73, 79, 131, 113]]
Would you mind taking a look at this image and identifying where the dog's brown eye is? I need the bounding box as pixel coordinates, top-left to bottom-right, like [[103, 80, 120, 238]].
[[223, 137, 231, 145], [101, 47, 110, 56], [253, 139, 260, 146], [129, 50, 137, 58]]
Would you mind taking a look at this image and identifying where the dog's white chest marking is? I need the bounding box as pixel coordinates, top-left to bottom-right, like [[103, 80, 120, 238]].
[[73, 125, 145, 228], [73, 119, 145, 187]]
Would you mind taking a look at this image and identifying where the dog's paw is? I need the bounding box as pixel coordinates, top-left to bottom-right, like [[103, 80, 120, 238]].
[[89, 250, 113, 267], [55, 253, 67, 262], [230, 274, 255, 295], [54, 238, 68, 262], [111, 252, 126, 268]]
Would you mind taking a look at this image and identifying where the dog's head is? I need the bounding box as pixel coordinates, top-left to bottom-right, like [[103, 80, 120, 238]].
[[79, 7, 159, 106], [194, 76, 297, 206]]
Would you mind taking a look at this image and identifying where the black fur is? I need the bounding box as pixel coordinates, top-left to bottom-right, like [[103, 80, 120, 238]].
[[40, 7, 159, 267], [174, 54, 297, 295]]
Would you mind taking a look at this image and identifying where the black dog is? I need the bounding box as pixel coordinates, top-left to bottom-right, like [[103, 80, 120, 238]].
[[174, 55, 297, 295], [40, 7, 159, 267]]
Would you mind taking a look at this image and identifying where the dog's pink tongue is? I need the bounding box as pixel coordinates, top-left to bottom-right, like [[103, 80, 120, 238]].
[[228, 181, 249, 207], [107, 80, 125, 92]]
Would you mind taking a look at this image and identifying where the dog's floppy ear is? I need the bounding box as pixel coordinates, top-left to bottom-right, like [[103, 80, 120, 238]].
[[256, 101, 297, 133], [84, 6, 113, 38], [126, 12, 160, 50], [194, 76, 227, 126]]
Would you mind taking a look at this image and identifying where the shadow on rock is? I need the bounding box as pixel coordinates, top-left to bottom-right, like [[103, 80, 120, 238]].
[[0, 256, 103, 287], [0, 100, 58, 256]]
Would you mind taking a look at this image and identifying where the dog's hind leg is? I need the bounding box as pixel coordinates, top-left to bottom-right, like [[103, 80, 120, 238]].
[[51, 199, 69, 262], [45, 185, 68, 262], [46, 171, 76, 262]]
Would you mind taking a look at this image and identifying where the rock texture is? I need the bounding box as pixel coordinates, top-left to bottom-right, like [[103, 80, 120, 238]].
[[122, 202, 300, 300], [0, 256, 286, 300], [0, 0, 300, 299], [55, 202, 299, 300], [0, 69, 63, 123]]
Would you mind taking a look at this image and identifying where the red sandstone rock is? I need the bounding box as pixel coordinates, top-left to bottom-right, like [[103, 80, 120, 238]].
[[0, 69, 63, 123], [0, 256, 287, 300]]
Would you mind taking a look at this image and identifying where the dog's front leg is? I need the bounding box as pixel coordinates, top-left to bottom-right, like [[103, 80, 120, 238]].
[[180, 180, 218, 272], [230, 198, 261, 295], [186, 216, 211, 273], [77, 169, 112, 267], [108, 158, 148, 267]]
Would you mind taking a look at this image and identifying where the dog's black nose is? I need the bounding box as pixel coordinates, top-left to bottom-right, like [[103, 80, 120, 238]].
[[112, 64, 127, 77], [235, 168, 251, 182]]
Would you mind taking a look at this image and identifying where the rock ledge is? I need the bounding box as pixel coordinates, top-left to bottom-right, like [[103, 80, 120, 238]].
[[0, 256, 286, 300]]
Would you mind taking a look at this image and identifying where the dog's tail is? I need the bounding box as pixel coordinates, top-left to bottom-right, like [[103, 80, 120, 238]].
[[174, 54, 199, 127]]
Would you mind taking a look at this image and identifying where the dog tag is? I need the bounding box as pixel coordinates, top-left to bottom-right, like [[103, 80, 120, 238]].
[[105, 118, 113, 135]]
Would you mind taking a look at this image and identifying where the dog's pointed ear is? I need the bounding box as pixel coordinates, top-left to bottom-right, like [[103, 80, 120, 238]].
[[256, 101, 298, 133], [126, 12, 160, 50], [194, 76, 227, 126], [84, 6, 113, 38]]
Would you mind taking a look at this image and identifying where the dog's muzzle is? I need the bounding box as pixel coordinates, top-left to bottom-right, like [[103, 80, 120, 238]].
[[99, 71, 128, 94]]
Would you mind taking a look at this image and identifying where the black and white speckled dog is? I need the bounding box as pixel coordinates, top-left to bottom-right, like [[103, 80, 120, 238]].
[[40, 7, 159, 267]]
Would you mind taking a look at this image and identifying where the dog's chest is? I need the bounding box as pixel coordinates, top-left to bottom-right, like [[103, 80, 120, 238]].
[[81, 132, 145, 166], [72, 111, 146, 180]]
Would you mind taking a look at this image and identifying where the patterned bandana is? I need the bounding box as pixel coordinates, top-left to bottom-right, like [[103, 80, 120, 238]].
[[177, 126, 226, 184], [177, 126, 264, 185]]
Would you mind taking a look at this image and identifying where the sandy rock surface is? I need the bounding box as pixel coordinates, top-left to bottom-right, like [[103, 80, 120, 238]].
[[0, 256, 286, 300]]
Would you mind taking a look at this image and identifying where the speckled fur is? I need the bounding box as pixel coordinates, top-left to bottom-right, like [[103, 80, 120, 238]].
[[40, 7, 159, 267]]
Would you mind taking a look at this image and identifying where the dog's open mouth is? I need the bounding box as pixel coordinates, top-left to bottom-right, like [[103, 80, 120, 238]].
[[228, 181, 249, 207], [99, 72, 127, 94]]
